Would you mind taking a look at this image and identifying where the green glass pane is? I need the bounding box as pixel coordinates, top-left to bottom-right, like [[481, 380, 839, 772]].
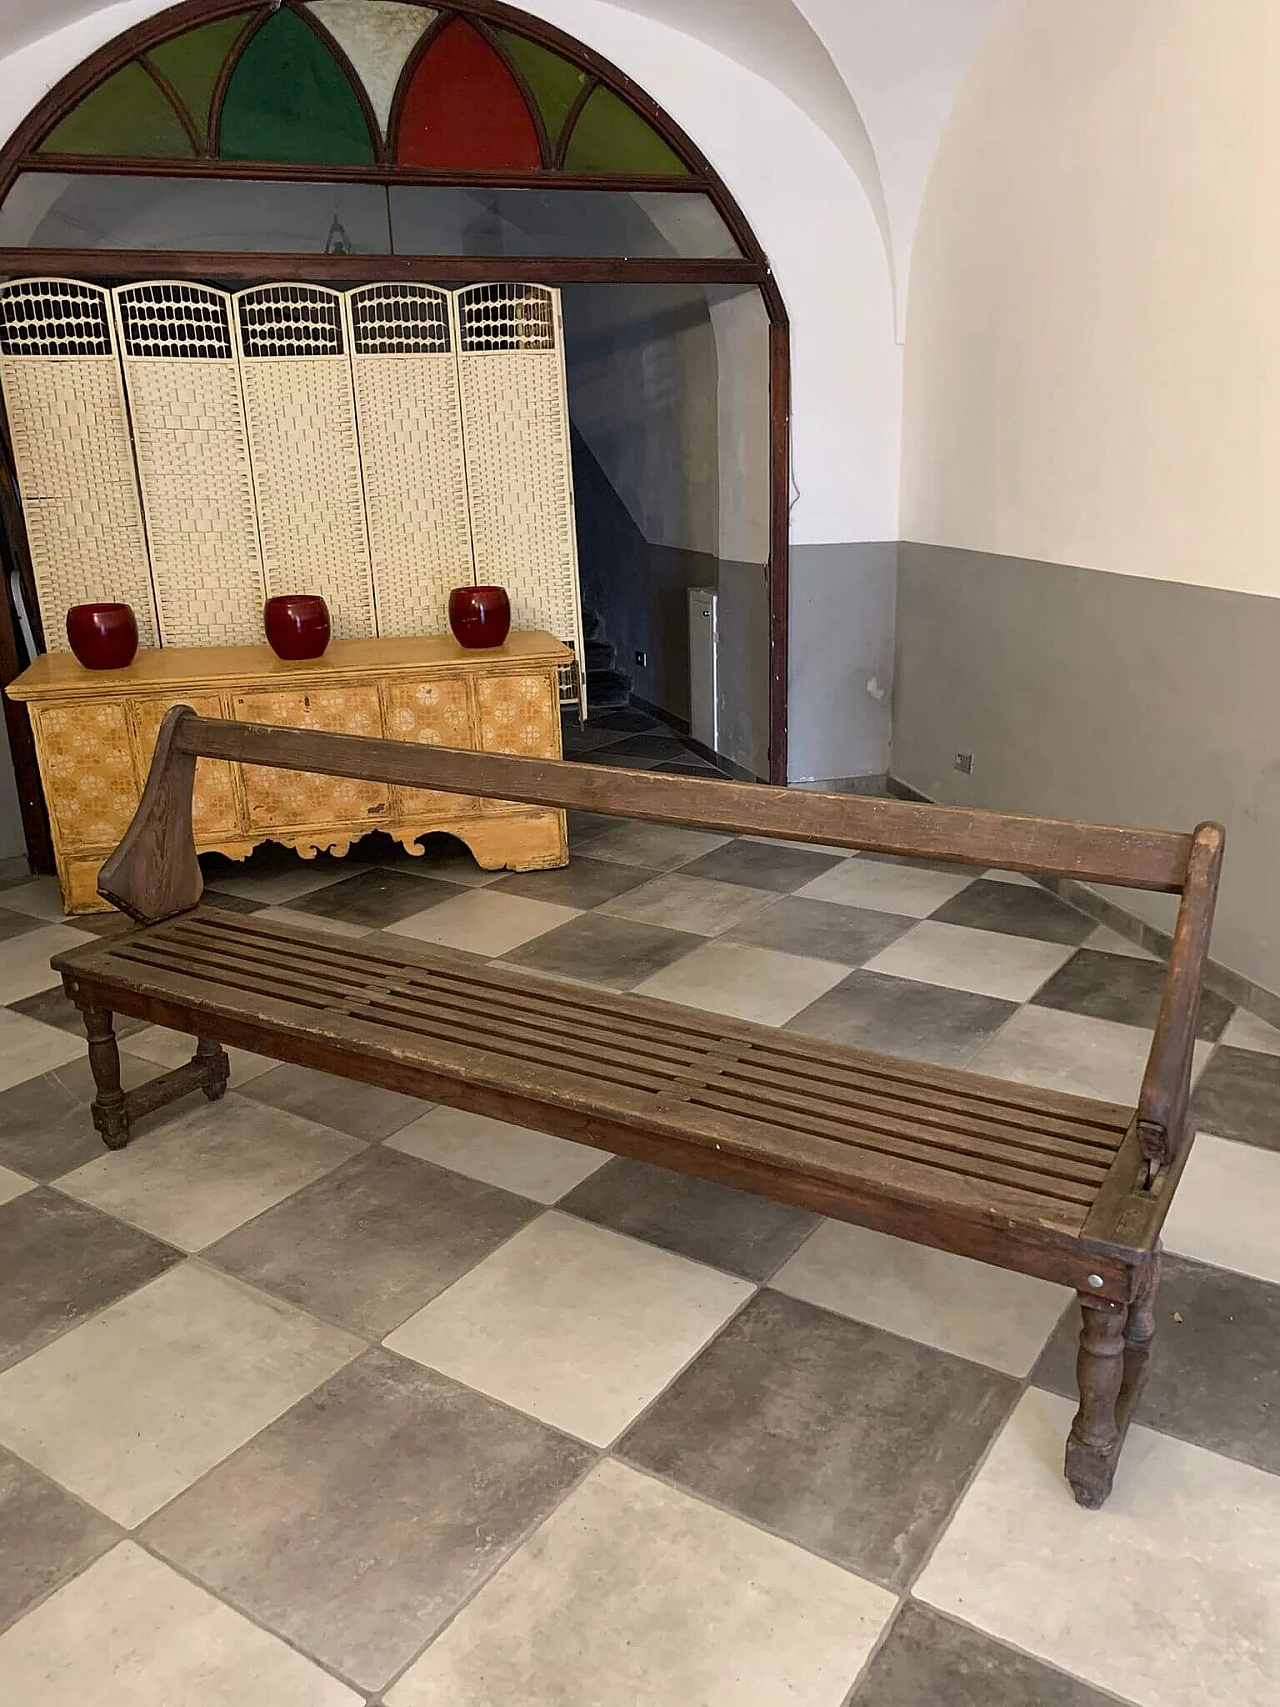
[[39, 62, 194, 158], [146, 12, 252, 146], [562, 85, 687, 176], [495, 29, 587, 154], [218, 8, 375, 164]]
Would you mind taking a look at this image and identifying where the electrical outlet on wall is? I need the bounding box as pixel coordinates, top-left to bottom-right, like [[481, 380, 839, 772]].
[[954, 751, 974, 775], [634, 650, 648, 668]]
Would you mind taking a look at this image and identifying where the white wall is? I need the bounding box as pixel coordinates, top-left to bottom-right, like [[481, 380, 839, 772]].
[[903, 0, 1280, 600]]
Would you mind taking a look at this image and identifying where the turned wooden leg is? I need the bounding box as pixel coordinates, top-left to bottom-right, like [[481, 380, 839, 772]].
[[82, 1004, 130, 1150], [194, 1036, 231, 1102], [1065, 1299, 1128, 1509], [1126, 1254, 1161, 1355]]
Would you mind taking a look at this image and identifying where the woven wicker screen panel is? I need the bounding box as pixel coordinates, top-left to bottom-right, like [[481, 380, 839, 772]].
[[455, 284, 585, 708], [348, 284, 474, 639], [115, 282, 266, 648], [234, 284, 377, 640], [0, 279, 159, 650]]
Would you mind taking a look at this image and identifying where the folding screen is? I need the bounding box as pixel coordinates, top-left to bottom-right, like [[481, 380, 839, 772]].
[[0, 279, 158, 649], [234, 283, 377, 639], [454, 283, 585, 708], [348, 282, 472, 638], [114, 282, 265, 647]]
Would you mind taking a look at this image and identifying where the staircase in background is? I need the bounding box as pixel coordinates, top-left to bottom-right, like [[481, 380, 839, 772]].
[[580, 606, 632, 712]]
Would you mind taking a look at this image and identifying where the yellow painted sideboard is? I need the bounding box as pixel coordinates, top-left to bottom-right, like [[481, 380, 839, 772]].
[[6, 631, 572, 913]]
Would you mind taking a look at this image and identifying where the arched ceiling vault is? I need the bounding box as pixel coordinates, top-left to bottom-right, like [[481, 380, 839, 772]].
[[0, 0, 997, 319]]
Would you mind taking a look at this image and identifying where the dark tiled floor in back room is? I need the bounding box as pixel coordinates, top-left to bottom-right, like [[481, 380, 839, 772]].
[[0, 751, 1277, 1704]]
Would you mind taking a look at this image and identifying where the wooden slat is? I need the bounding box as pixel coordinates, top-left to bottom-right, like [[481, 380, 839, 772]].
[[685, 1085, 1098, 1209], [175, 715, 1194, 890]]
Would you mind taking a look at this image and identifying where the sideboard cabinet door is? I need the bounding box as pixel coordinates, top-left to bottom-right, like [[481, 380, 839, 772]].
[[231, 687, 388, 834], [130, 694, 241, 841], [473, 671, 560, 814], [383, 676, 476, 819], [29, 702, 140, 853]]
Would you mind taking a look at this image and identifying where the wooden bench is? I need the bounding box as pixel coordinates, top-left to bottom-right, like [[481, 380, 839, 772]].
[[51, 706, 1223, 1510]]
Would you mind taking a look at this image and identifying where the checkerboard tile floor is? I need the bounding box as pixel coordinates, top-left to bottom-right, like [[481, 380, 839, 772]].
[[1, 772, 1278, 1701]]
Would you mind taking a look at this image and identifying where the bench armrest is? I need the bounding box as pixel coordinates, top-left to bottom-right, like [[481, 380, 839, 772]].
[[1136, 822, 1225, 1175]]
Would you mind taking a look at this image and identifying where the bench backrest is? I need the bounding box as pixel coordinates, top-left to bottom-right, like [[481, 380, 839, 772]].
[[98, 707, 1224, 1173]]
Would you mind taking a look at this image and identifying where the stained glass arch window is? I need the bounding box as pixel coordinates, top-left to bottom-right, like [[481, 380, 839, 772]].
[[30, 1, 694, 180]]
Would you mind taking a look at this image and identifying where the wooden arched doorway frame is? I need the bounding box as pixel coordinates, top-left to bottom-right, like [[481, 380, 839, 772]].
[[0, 0, 790, 870]]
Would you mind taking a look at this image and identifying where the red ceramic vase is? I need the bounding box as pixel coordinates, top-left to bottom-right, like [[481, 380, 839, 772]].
[[448, 584, 511, 649], [264, 594, 331, 661], [66, 602, 139, 670]]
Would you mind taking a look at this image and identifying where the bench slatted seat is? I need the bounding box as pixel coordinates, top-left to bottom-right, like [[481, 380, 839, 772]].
[[51, 706, 1224, 1510]]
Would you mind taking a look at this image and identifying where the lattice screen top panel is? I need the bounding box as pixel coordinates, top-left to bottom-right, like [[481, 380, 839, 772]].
[[456, 284, 557, 353], [0, 278, 115, 357], [115, 281, 235, 360], [235, 284, 346, 359], [349, 284, 452, 357]]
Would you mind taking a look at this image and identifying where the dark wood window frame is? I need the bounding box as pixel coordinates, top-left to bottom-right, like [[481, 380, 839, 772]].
[[0, 0, 790, 875]]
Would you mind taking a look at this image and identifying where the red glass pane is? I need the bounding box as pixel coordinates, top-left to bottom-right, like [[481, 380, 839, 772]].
[[396, 19, 541, 170]]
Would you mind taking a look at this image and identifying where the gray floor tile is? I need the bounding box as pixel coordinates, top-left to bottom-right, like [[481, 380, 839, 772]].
[[200, 889, 267, 915], [488, 855, 653, 910], [857, 851, 976, 876], [0, 1188, 179, 1370], [240, 1063, 423, 1141], [144, 1349, 592, 1692], [851, 1602, 1117, 1706], [1033, 947, 1234, 1039], [928, 878, 1095, 945], [559, 1157, 819, 1281], [501, 913, 702, 991], [0, 1447, 120, 1635], [0, 1051, 168, 1182], [565, 808, 617, 846], [583, 746, 663, 769], [723, 895, 915, 965], [291, 869, 463, 927], [618, 1289, 1017, 1589], [204, 1146, 537, 1337], [596, 731, 688, 762], [1187, 1045, 1280, 1150], [0, 907, 42, 943], [678, 839, 845, 893], [786, 969, 1018, 1069], [1032, 1253, 1280, 1475], [70, 911, 137, 938], [6, 984, 146, 1039]]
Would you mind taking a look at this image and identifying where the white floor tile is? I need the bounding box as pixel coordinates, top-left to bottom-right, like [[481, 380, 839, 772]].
[[0, 1543, 358, 1706], [388, 891, 579, 957], [387, 1460, 893, 1707], [126, 1025, 276, 1085], [0, 1264, 360, 1526], [797, 860, 975, 918], [386, 1211, 750, 1446], [634, 940, 849, 1026], [0, 1009, 84, 1093], [0, 877, 68, 921], [585, 821, 731, 871], [387, 1106, 609, 1203], [982, 868, 1041, 887], [1162, 1132, 1280, 1284], [0, 1161, 34, 1206], [252, 905, 372, 939], [864, 920, 1074, 1003], [772, 1221, 1072, 1376], [59, 1097, 362, 1251], [599, 873, 779, 937], [1219, 1006, 1280, 1055], [206, 863, 357, 904], [0, 923, 94, 1003], [916, 1388, 1280, 1707], [1083, 923, 1159, 960], [970, 1005, 1211, 1105]]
